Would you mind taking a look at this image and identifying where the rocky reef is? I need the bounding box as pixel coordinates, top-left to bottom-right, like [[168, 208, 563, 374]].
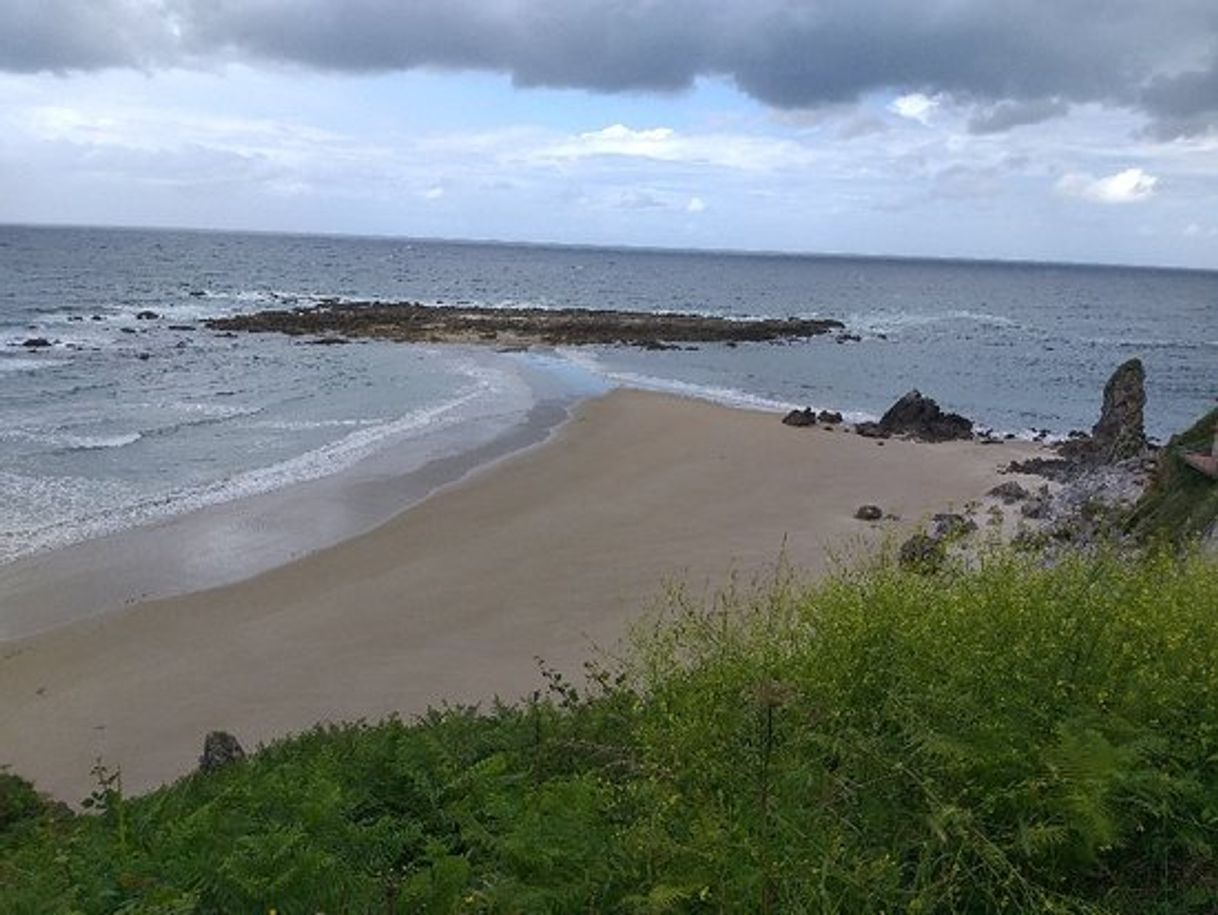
[[205, 301, 845, 348]]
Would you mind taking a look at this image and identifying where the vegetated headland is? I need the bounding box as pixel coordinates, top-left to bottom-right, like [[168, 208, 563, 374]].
[[205, 300, 845, 348]]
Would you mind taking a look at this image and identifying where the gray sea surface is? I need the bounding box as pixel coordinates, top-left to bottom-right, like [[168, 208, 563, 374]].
[[2, 223, 1215, 567]]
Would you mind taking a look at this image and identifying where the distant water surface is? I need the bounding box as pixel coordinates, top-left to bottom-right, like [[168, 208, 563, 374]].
[[1, 224, 1214, 565]]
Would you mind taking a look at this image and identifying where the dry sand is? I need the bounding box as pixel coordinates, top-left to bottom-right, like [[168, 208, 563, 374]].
[[0, 390, 1040, 802]]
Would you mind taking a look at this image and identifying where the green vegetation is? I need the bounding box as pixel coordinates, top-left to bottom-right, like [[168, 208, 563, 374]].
[[1127, 407, 1218, 544], [4, 549, 1218, 913]]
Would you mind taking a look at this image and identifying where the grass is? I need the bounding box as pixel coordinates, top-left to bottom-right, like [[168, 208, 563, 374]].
[[1127, 407, 1218, 545], [3, 548, 1218, 913]]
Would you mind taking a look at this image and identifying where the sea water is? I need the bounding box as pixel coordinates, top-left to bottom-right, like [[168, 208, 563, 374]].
[[2, 223, 1215, 566]]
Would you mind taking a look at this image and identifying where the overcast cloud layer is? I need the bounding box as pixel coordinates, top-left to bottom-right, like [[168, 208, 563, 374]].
[[3, 0, 1218, 138]]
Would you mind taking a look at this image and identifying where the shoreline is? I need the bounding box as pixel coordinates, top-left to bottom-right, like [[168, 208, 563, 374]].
[[0, 389, 1044, 802], [0, 396, 580, 642]]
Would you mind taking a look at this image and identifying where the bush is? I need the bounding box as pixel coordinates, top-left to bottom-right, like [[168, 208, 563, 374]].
[[2, 549, 1217, 912]]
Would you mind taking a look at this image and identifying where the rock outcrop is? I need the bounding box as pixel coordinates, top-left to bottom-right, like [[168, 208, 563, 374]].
[[877, 390, 973, 442], [1091, 358, 1148, 462], [988, 481, 1030, 504], [206, 302, 844, 349], [199, 731, 246, 773], [1074, 358, 1148, 464], [1056, 359, 1148, 467]]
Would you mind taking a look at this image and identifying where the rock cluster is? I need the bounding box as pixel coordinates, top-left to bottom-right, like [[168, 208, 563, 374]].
[[877, 390, 974, 442], [782, 407, 845, 428], [783, 391, 975, 442]]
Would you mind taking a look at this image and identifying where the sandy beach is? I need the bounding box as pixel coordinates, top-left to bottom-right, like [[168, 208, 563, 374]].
[[0, 390, 1040, 802]]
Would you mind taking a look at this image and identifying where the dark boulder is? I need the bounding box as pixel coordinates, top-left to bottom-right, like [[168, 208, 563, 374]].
[[932, 513, 977, 540], [135, 310, 160, 320], [199, 731, 245, 773], [878, 390, 973, 442], [782, 408, 816, 427], [855, 504, 884, 521], [854, 421, 889, 439], [20, 337, 52, 348], [988, 481, 1030, 504], [899, 532, 946, 572], [817, 410, 843, 424]]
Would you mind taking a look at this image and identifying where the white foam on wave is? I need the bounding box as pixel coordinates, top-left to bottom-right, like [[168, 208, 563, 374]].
[[553, 348, 877, 422], [848, 309, 1019, 335], [0, 354, 536, 565], [56, 431, 142, 451], [1081, 335, 1208, 349], [0, 356, 65, 374], [0, 428, 142, 451], [183, 289, 353, 318], [162, 401, 264, 420], [247, 418, 380, 432]]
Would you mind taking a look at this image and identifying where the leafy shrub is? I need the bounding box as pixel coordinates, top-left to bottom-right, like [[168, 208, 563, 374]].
[[2, 549, 1216, 912]]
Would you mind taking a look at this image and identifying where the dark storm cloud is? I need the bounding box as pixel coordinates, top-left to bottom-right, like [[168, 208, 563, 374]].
[[1139, 56, 1218, 138], [0, 0, 175, 71], [4, 0, 1218, 135], [967, 99, 1069, 135]]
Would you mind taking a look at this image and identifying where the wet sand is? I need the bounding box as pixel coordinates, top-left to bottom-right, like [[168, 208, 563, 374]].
[[0, 390, 1040, 802]]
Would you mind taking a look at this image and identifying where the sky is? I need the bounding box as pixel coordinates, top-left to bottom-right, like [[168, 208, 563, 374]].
[[1, 1, 1217, 268]]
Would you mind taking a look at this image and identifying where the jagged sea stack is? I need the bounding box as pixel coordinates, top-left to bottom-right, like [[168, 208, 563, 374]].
[[1090, 358, 1147, 463]]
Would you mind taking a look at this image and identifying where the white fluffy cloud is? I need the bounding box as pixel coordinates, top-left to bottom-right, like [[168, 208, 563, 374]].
[[539, 123, 816, 171], [1056, 168, 1158, 204], [887, 93, 939, 125]]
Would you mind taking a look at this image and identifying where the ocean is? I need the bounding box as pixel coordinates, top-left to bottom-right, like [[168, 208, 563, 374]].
[[2, 223, 1215, 567]]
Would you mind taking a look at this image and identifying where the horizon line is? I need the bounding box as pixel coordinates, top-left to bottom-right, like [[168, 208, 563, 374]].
[[4, 218, 1215, 277]]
